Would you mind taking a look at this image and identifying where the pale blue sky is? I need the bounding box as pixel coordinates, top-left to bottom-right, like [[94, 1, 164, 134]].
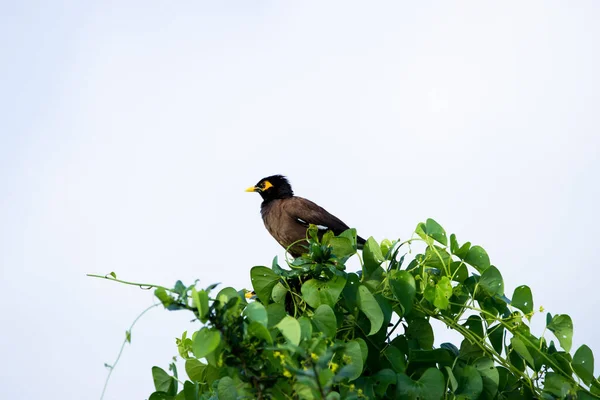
[[1, 2, 599, 399]]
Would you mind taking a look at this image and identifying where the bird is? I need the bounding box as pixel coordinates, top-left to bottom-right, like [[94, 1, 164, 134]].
[[246, 175, 365, 257]]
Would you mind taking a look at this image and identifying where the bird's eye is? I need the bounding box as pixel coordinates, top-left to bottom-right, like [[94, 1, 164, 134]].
[[262, 181, 274, 190]]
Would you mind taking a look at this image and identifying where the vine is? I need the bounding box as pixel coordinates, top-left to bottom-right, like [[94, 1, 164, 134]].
[[91, 219, 599, 399]]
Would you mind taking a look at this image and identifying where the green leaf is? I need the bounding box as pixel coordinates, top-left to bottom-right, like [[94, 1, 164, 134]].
[[454, 364, 483, 399], [373, 369, 397, 397], [298, 316, 313, 342], [185, 359, 206, 382], [409, 349, 455, 366], [154, 287, 173, 307], [444, 366, 459, 392], [422, 245, 451, 271], [424, 282, 436, 304], [425, 218, 448, 246], [192, 328, 221, 359], [383, 345, 406, 373], [464, 245, 490, 272], [266, 303, 286, 329], [551, 351, 573, 376], [337, 340, 364, 381], [329, 231, 357, 260], [396, 368, 445, 400], [488, 324, 505, 355], [415, 223, 432, 246], [406, 319, 434, 349], [325, 392, 340, 400], [543, 372, 575, 398], [450, 234, 471, 259], [357, 285, 384, 335], [380, 239, 393, 257], [152, 366, 176, 395], [572, 344, 594, 385], [271, 282, 288, 304], [577, 390, 599, 400], [510, 337, 534, 367], [363, 237, 384, 277], [433, 276, 452, 310], [276, 315, 301, 346], [250, 266, 280, 304], [449, 261, 468, 283], [148, 392, 173, 400], [204, 364, 225, 386], [450, 234, 459, 255], [363, 266, 384, 293], [463, 315, 484, 339], [338, 228, 358, 246], [342, 272, 360, 311], [459, 338, 485, 362], [479, 266, 504, 297], [473, 357, 499, 399], [389, 270, 416, 315], [271, 255, 292, 277], [217, 377, 237, 400], [355, 337, 368, 364], [215, 287, 241, 310], [173, 280, 186, 296], [592, 380, 600, 395], [192, 288, 209, 322], [248, 321, 273, 344], [301, 274, 347, 308], [312, 304, 337, 339], [547, 314, 573, 352], [182, 381, 199, 400], [511, 285, 533, 318], [496, 367, 518, 396], [244, 302, 268, 327]]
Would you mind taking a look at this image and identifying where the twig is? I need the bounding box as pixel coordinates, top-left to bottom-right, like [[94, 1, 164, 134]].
[[87, 273, 168, 291], [100, 303, 160, 400]]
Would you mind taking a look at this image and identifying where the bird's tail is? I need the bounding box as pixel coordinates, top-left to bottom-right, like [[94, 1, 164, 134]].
[[357, 235, 366, 250]]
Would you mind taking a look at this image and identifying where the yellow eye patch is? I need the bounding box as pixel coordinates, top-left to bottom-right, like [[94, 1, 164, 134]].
[[245, 180, 274, 193], [262, 180, 273, 191]]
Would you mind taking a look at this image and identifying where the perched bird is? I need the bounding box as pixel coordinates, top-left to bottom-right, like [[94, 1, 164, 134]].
[[246, 175, 365, 257]]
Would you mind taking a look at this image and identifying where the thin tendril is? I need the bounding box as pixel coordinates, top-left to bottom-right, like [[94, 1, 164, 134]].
[[100, 303, 160, 400]]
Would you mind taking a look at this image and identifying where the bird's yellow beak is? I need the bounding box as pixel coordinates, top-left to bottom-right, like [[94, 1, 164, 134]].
[[245, 186, 258, 192]]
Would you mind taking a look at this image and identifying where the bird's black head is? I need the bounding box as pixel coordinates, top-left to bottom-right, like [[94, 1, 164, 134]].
[[246, 175, 294, 202]]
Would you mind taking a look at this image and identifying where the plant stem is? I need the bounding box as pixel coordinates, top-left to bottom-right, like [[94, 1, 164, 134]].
[[100, 303, 159, 400], [384, 319, 402, 343], [87, 274, 169, 291], [312, 364, 326, 399]]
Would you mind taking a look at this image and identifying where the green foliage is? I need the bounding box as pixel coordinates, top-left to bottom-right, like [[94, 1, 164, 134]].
[[97, 218, 600, 399]]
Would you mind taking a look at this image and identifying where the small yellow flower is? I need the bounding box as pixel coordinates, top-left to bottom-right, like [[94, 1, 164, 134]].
[[273, 351, 282, 358], [349, 384, 355, 391], [310, 353, 319, 361], [357, 389, 363, 396], [283, 369, 292, 378], [342, 355, 352, 364], [329, 362, 339, 373], [539, 306, 545, 312]]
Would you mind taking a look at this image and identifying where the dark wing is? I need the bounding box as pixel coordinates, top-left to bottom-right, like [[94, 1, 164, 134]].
[[283, 197, 366, 246]]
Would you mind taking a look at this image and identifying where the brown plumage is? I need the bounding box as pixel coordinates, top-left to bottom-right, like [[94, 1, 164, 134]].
[[246, 175, 365, 257]]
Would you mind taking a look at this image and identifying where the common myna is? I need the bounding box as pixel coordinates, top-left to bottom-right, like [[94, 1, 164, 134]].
[[246, 175, 365, 257]]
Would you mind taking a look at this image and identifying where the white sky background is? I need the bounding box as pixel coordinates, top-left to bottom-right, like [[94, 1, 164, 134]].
[[1, 1, 599, 398]]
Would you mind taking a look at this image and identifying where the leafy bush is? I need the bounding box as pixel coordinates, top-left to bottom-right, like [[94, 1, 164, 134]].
[[97, 219, 599, 399]]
